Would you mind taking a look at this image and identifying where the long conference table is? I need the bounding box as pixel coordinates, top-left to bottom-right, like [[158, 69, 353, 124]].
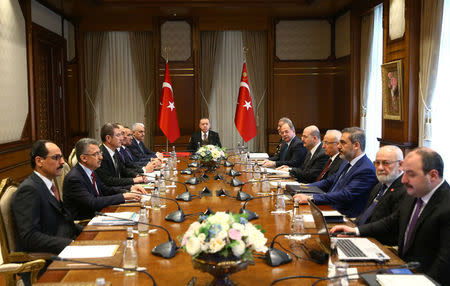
[[38, 157, 403, 285]]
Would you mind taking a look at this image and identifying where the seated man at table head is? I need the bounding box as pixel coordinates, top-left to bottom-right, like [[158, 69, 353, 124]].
[[331, 148, 450, 285], [117, 124, 161, 172], [261, 119, 307, 168], [11, 140, 82, 254], [278, 125, 329, 183], [316, 129, 344, 181], [63, 138, 144, 220], [355, 145, 406, 232], [129, 122, 162, 160], [188, 117, 222, 152], [294, 127, 378, 217], [96, 123, 147, 187]]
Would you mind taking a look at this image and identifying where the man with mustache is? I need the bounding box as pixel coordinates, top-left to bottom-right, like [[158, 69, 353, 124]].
[[331, 148, 450, 285], [11, 140, 82, 255], [63, 138, 144, 220]]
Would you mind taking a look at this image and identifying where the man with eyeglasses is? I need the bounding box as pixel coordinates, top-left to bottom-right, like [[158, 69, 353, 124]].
[[11, 140, 83, 255], [294, 127, 378, 217], [63, 138, 145, 220], [316, 129, 344, 181], [96, 123, 147, 187], [277, 125, 329, 183], [331, 148, 450, 285], [355, 145, 406, 242]]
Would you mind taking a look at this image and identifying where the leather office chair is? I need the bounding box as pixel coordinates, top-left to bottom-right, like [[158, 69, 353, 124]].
[[52, 162, 70, 202], [0, 178, 50, 286]]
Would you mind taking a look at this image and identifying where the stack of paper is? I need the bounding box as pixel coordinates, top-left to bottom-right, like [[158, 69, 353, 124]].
[[59, 245, 119, 259], [89, 212, 137, 226], [270, 181, 301, 188], [376, 274, 436, 286], [248, 153, 269, 160]]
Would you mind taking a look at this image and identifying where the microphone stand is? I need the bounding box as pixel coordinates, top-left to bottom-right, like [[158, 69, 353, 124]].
[[94, 212, 178, 259], [139, 194, 202, 223], [239, 193, 285, 221], [159, 177, 198, 201], [51, 256, 157, 285]]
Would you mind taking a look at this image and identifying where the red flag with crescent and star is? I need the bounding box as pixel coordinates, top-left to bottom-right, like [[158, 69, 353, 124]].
[[158, 61, 180, 143], [234, 62, 257, 142]]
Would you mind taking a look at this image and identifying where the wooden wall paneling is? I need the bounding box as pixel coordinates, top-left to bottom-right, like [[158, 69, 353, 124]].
[[32, 23, 69, 156], [198, 15, 268, 31], [349, 4, 361, 127], [334, 56, 351, 129], [272, 61, 337, 131]]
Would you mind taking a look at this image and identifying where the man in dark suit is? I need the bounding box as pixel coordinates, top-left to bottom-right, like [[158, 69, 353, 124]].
[[63, 138, 144, 220], [129, 122, 162, 160], [11, 140, 82, 255], [188, 118, 222, 152], [294, 127, 378, 217], [355, 145, 406, 228], [278, 125, 328, 183], [96, 123, 147, 187], [262, 120, 307, 168], [331, 148, 450, 285], [316, 129, 344, 181]]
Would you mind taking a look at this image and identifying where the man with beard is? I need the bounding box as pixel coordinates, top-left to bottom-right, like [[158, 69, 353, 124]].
[[331, 148, 450, 285], [355, 145, 406, 245]]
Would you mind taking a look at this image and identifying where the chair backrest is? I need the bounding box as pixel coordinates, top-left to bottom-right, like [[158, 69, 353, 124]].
[[0, 178, 19, 263], [52, 162, 70, 201], [68, 148, 78, 168]]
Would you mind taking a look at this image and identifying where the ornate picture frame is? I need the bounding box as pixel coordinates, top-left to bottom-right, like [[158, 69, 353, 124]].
[[381, 60, 403, 121]]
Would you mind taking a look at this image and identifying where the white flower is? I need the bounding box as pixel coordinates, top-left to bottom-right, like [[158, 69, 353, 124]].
[[209, 237, 226, 253], [186, 236, 201, 256], [232, 223, 244, 232], [197, 233, 206, 242], [207, 212, 231, 225], [188, 221, 200, 232], [231, 240, 246, 257], [217, 230, 228, 240], [201, 242, 209, 252]]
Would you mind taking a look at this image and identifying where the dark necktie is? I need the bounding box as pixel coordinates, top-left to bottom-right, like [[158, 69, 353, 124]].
[[403, 198, 423, 254], [91, 173, 100, 196], [303, 151, 312, 167], [317, 158, 333, 181], [125, 148, 134, 161], [358, 184, 387, 225], [112, 153, 121, 178], [50, 184, 60, 202], [280, 144, 288, 161], [202, 133, 208, 145], [329, 162, 351, 193], [118, 148, 125, 162], [138, 141, 144, 154]]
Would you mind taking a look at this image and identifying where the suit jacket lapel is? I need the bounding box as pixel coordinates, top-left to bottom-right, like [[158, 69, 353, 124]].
[[76, 164, 98, 196], [398, 195, 418, 254]]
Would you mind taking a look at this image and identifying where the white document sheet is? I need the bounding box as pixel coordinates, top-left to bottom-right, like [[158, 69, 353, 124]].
[[59, 245, 119, 259]]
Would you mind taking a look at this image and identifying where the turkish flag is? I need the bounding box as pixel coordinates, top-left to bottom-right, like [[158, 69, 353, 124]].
[[158, 62, 180, 143], [234, 62, 257, 142]]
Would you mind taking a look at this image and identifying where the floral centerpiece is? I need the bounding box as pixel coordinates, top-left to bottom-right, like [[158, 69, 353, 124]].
[[180, 212, 268, 285], [196, 145, 226, 163]]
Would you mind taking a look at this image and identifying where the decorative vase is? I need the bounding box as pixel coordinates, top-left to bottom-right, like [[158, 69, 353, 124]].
[[192, 253, 249, 286]]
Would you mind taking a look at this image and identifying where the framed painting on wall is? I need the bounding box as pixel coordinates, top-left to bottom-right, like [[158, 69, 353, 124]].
[[381, 60, 403, 121]]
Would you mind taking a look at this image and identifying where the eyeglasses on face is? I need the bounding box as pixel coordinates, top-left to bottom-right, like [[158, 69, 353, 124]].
[[45, 154, 63, 161], [373, 160, 400, 167], [83, 152, 102, 157]]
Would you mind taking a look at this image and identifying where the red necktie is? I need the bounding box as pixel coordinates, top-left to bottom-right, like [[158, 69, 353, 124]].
[[317, 158, 332, 181], [91, 173, 100, 196], [50, 184, 60, 202]]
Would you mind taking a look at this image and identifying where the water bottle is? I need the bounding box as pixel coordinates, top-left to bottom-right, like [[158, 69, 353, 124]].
[[158, 175, 167, 193], [253, 163, 261, 180], [138, 207, 149, 236], [275, 182, 285, 212], [123, 227, 137, 276], [290, 199, 306, 246], [151, 186, 161, 210], [172, 146, 177, 174], [328, 261, 349, 286], [261, 172, 270, 194]]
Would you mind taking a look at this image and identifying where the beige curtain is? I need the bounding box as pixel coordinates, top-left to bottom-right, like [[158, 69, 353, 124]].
[[83, 32, 107, 138], [242, 31, 267, 152], [129, 31, 155, 148], [359, 12, 374, 131], [419, 0, 444, 146], [200, 31, 221, 118]]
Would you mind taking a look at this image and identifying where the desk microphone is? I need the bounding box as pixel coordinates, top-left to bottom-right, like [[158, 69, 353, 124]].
[[239, 193, 285, 221], [269, 261, 421, 286], [50, 256, 157, 285], [232, 177, 285, 201], [159, 177, 197, 201], [140, 194, 186, 223], [265, 232, 322, 267], [94, 211, 178, 259]]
